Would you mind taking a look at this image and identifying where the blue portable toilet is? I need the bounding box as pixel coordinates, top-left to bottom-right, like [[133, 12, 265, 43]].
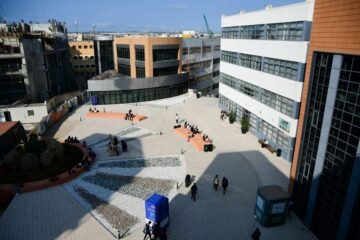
[[145, 193, 169, 229]]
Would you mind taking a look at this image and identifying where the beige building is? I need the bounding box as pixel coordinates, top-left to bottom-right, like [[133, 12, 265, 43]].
[[113, 37, 182, 78], [69, 41, 96, 81]]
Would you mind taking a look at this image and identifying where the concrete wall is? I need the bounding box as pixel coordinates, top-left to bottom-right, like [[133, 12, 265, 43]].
[[0, 105, 48, 123], [222, 0, 314, 27], [88, 72, 188, 91]]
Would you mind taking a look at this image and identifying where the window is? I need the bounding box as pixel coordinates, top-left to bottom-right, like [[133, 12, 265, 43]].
[[89, 45, 93, 49], [153, 48, 178, 61], [136, 67, 145, 78], [79, 56, 83, 60], [84, 45, 88, 49], [221, 51, 237, 64], [73, 56, 77, 60], [222, 26, 240, 39], [117, 46, 130, 59], [213, 58, 220, 64], [135, 48, 145, 61], [189, 47, 201, 54], [239, 53, 262, 70], [27, 110, 34, 116], [240, 24, 265, 39], [78, 45, 82, 49], [202, 46, 211, 53], [212, 71, 220, 77], [90, 56, 94, 59], [183, 48, 189, 55], [264, 57, 299, 80], [72, 46, 76, 50], [267, 21, 304, 41], [85, 56, 89, 59], [118, 64, 131, 76], [214, 45, 220, 51], [153, 66, 178, 76]]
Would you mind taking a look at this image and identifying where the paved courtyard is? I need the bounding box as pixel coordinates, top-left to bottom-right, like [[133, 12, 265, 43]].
[[0, 95, 317, 240]]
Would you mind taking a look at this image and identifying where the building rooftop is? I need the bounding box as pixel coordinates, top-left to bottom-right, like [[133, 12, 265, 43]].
[[0, 121, 18, 136]]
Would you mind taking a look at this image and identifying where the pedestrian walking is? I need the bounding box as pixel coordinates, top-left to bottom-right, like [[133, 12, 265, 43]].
[[213, 174, 219, 191], [222, 177, 229, 195], [143, 221, 151, 240], [191, 182, 198, 201], [152, 222, 160, 240], [175, 113, 179, 124], [121, 140, 128, 152], [251, 227, 261, 240]]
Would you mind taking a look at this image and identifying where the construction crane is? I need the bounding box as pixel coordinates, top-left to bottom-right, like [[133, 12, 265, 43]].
[[203, 14, 214, 37]]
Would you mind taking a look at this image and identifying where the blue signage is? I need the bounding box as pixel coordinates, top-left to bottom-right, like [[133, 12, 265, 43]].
[[145, 193, 169, 229], [91, 96, 97, 106]]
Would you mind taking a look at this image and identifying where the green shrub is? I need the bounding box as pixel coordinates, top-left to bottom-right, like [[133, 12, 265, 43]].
[[40, 149, 55, 168], [241, 115, 250, 133], [229, 111, 236, 124], [44, 138, 64, 161], [20, 153, 41, 172], [3, 149, 22, 171]]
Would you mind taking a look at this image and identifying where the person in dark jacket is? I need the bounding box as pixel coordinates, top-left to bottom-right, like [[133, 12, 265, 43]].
[[251, 227, 261, 240], [143, 221, 151, 240], [191, 183, 198, 201], [222, 177, 229, 195]]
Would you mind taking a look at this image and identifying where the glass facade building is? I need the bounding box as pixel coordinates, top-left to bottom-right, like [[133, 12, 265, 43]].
[[94, 36, 114, 74], [292, 53, 360, 240]]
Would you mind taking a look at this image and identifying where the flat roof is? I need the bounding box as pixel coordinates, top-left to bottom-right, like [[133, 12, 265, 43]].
[[0, 121, 18, 136]]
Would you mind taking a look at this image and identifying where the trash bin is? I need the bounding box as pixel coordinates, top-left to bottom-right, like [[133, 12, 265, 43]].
[[145, 194, 170, 230], [207, 144, 213, 152], [185, 174, 191, 187], [276, 149, 281, 157], [204, 144, 208, 152]]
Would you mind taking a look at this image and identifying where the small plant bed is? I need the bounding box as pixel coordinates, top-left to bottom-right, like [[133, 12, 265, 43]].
[[0, 136, 83, 184]]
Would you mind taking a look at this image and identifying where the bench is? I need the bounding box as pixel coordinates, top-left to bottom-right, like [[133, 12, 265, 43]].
[[258, 139, 276, 154]]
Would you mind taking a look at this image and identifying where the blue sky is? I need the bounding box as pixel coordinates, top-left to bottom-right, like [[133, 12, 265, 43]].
[[1, 0, 303, 32]]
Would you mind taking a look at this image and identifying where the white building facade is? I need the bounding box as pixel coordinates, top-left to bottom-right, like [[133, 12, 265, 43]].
[[219, 1, 314, 161]]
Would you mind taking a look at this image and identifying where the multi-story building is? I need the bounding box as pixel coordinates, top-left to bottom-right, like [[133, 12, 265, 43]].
[[290, 0, 360, 239], [69, 39, 96, 87], [219, 1, 314, 161], [182, 38, 220, 95], [0, 20, 75, 105], [88, 36, 188, 104]]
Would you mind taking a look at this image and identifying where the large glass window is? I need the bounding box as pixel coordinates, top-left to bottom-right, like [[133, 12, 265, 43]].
[[117, 46, 130, 59], [118, 64, 131, 76], [240, 24, 265, 39], [239, 53, 262, 70], [222, 26, 240, 39], [221, 51, 237, 64], [135, 48, 145, 61], [189, 47, 201, 54], [267, 21, 304, 41], [202, 46, 212, 53], [136, 67, 145, 78], [153, 66, 178, 76], [153, 48, 178, 61], [264, 57, 299, 80]]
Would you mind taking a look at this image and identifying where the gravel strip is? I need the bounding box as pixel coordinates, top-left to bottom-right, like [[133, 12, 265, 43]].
[[74, 186, 139, 234], [98, 156, 181, 168], [83, 173, 175, 200]]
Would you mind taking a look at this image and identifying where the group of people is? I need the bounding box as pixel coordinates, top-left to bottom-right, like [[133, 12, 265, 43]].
[[89, 107, 100, 113], [65, 136, 80, 143], [184, 121, 200, 135], [143, 221, 167, 240], [213, 175, 229, 194], [220, 110, 227, 120], [125, 109, 134, 121], [202, 134, 211, 143], [107, 135, 128, 156], [189, 175, 229, 203]]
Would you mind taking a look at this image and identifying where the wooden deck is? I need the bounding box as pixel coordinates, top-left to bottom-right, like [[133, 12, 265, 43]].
[[174, 127, 213, 152]]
